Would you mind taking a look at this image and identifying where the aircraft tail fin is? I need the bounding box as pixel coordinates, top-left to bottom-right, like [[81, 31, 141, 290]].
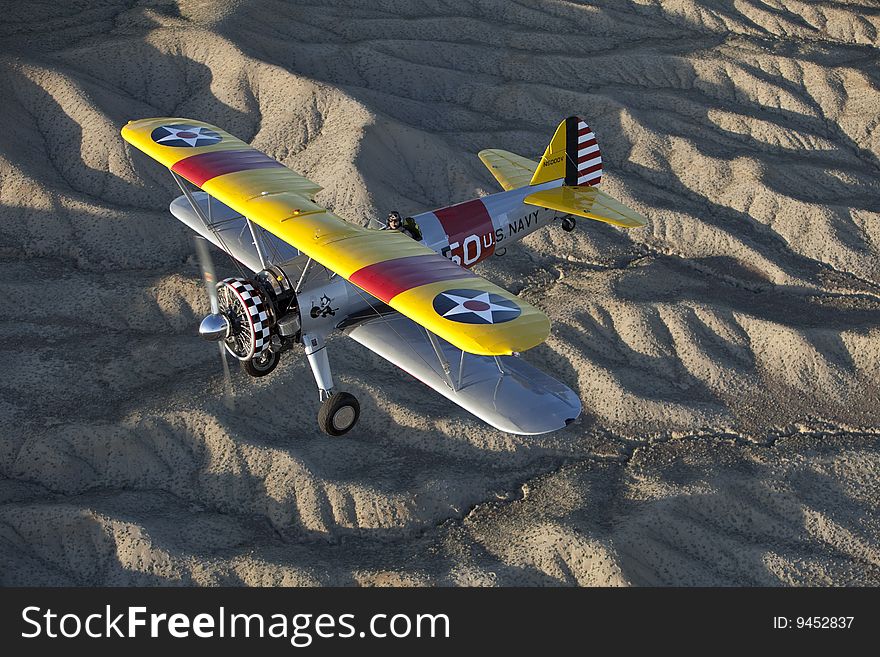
[[529, 116, 602, 187], [479, 117, 646, 229]]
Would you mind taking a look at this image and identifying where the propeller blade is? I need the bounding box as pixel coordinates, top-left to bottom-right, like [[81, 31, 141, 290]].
[[194, 236, 234, 407], [194, 236, 219, 315], [219, 341, 235, 409]]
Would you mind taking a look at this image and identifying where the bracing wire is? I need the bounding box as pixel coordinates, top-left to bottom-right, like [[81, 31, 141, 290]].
[[346, 280, 458, 386]]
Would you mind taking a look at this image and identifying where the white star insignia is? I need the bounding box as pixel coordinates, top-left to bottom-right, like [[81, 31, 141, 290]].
[[440, 291, 514, 324], [156, 125, 217, 147]]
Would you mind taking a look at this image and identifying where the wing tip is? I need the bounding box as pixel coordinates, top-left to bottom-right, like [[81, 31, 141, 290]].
[[465, 316, 552, 356]]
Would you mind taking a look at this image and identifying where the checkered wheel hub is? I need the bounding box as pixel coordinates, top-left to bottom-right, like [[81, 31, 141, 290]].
[[217, 278, 272, 361]]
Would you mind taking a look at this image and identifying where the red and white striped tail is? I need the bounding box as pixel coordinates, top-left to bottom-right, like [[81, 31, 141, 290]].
[[575, 119, 602, 187], [529, 116, 604, 188]]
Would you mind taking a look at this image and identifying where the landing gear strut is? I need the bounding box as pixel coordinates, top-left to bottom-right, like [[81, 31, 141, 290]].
[[304, 332, 360, 436], [561, 215, 576, 232]]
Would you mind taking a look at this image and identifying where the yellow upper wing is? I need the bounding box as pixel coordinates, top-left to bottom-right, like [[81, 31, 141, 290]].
[[478, 149, 539, 191], [122, 118, 550, 355]]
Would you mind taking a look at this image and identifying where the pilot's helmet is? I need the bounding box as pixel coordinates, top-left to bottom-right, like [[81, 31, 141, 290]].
[[387, 211, 401, 226]]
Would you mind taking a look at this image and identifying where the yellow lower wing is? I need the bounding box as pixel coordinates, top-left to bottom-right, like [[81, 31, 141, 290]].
[[524, 186, 647, 229], [122, 118, 549, 356]]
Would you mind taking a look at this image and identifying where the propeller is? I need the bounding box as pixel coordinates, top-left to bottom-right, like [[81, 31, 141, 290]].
[[194, 237, 234, 407], [195, 237, 228, 339]]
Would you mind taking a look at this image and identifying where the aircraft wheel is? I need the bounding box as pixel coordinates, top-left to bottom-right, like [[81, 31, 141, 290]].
[[241, 349, 279, 377], [318, 392, 360, 436], [561, 216, 576, 232]]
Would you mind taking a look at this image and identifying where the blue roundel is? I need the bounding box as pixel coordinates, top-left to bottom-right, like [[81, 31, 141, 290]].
[[432, 288, 521, 325], [150, 124, 222, 148]]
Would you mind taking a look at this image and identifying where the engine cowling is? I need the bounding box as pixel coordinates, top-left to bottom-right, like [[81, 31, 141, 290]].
[[209, 265, 302, 360], [216, 278, 273, 360]]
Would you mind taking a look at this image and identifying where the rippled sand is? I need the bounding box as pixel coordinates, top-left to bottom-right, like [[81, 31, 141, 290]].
[[0, 0, 878, 585]]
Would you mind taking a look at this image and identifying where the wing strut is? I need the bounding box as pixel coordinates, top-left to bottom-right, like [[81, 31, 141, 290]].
[[457, 350, 466, 390], [294, 257, 313, 294], [172, 171, 209, 228], [171, 170, 251, 280], [246, 217, 267, 270], [423, 330, 506, 392], [424, 328, 457, 391]]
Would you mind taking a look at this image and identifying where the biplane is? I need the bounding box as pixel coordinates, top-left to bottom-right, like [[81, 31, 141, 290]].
[[121, 116, 646, 436]]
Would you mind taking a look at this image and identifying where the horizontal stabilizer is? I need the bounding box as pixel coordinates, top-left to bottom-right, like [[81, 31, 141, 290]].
[[478, 149, 538, 191], [524, 185, 647, 229]]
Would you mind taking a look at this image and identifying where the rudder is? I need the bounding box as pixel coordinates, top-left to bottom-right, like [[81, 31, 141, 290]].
[[529, 116, 602, 188]]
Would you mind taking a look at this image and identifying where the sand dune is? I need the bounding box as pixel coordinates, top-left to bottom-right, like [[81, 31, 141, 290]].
[[0, 0, 878, 585]]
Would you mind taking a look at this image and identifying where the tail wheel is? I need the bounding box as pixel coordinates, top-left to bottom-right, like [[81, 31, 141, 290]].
[[241, 348, 279, 377], [216, 278, 271, 361], [318, 392, 360, 436], [561, 216, 576, 232]]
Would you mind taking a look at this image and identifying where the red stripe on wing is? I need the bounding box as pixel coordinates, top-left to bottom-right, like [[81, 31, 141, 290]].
[[171, 149, 285, 186], [349, 254, 473, 303]]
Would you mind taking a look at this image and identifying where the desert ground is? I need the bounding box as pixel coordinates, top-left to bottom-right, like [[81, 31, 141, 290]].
[[1, 0, 879, 585]]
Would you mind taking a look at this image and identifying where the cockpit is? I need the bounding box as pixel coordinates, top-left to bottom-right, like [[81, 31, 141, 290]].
[[376, 211, 422, 240]]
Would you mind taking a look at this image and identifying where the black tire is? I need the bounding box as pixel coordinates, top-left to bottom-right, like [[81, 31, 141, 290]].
[[241, 349, 279, 377], [561, 216, 576, 232], [318, 392, 360, 436]]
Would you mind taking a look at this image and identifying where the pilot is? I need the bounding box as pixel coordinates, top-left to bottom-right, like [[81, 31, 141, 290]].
[[386, 211, 402, 231], [386, 211, 419, 240]]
